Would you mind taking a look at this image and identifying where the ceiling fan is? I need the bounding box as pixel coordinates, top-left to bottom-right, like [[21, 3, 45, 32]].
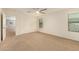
[[39, 8, 47, 14], [27, 8, 47, 14]]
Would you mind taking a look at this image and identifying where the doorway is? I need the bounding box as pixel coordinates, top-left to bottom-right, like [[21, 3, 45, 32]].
[[6, 16, 16, 38], [0, 13, 6, 41]]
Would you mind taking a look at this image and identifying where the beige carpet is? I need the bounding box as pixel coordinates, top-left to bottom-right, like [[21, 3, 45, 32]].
[[0, 32, 79, 51]]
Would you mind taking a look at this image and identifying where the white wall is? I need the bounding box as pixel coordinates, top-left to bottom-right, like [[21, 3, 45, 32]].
[[39, 9, 79, 41], [3, 9, 37, 35]]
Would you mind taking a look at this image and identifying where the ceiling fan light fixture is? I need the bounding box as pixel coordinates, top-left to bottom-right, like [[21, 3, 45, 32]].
[[36, 11, 40, 14]]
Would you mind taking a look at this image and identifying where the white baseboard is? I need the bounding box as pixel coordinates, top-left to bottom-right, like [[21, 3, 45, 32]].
[[39, 31, 79, 42]]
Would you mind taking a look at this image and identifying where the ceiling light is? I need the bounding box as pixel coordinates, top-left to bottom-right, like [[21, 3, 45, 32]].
[[36, 11, 40, 14]]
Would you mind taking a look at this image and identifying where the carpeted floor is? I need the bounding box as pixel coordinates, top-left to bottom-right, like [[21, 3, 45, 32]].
[[0, 32, 79, 51]]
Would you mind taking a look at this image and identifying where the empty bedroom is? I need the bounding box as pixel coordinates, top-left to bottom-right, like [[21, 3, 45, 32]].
[[0, 8, 79, 51]]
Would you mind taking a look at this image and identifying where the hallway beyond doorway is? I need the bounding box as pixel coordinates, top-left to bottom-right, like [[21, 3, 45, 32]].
[[6, 28, 15, 38]]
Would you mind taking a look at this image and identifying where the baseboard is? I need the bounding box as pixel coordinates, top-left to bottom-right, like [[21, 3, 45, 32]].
[[16, 31, 37, 36], [16, 31, 79, 42], [39, 31, 79, 42]]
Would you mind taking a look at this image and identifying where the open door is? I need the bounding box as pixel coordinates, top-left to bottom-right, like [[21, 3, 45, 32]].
[[0, 11, 1, 42], [1, 12, 6, 41]]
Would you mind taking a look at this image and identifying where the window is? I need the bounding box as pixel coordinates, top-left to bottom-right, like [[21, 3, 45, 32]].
[[68, 13, 79, 32]]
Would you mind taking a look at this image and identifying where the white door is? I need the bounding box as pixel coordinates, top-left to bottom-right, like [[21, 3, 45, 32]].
[[0, 10, 1, 42], [2, 12, 6, 41], [0, 12, 6, 42]]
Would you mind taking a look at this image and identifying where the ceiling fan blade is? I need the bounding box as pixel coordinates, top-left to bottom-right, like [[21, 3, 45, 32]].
[[33, 8, 39, 10], [40, 11, 46, 14], [40, 8, 47, 11]]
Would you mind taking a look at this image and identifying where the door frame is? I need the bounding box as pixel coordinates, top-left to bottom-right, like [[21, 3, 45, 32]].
[[1, 13, 3, 41]]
